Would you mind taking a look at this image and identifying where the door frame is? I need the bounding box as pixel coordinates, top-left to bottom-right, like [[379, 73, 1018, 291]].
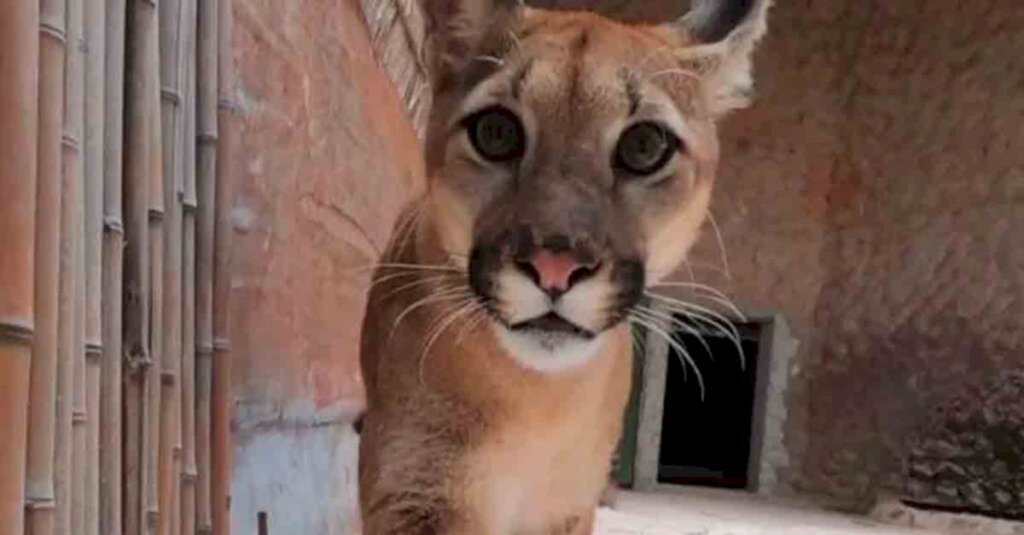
[[624, 298, 797, 495]]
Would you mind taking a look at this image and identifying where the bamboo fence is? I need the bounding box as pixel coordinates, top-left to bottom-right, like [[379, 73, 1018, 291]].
[[57, 0, 85, 534], [66, 0, 88, 533], [194, 0, 218, 531], [0, 0, 39, 533], [100, 0, 127, 532], [211, 0, 234, 530], [83, 0, 106, 533], [0, 0, 235, 530], [122, 0, 153, 532], [179, 4, 200, 531], [24, 0, 63, 532]]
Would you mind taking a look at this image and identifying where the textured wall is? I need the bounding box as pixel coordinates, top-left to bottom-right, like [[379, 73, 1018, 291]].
[[229, 0, 423, 531], [905, 372, 1024, 519], [785, 0, 1024, 512], [227, 0, 1024, 529], [536, 0, 1024, 516]]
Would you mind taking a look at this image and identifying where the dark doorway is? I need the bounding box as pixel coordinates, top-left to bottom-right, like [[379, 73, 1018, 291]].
[[657, 318, 762, 490]]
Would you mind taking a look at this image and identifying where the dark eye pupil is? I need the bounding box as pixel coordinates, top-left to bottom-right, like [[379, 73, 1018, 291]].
[[616, 122, 677, 175], [468, 107, 524, 162]]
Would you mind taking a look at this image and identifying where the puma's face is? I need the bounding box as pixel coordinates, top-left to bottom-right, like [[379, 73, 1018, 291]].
[[423, 1, 769, 371]]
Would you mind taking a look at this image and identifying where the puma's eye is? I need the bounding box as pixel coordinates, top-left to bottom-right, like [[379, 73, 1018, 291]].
[[464, 106, 525, 162], [614, 122, 681, 176]]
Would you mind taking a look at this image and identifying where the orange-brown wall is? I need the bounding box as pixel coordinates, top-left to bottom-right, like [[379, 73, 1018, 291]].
[[228, 0, 423, 531]]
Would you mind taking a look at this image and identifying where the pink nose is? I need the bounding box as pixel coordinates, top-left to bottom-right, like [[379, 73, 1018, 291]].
[[523, 249, 597, 296]]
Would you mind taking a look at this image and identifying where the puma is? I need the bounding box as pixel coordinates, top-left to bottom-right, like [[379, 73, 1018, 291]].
[[357, 1, 771, 533]]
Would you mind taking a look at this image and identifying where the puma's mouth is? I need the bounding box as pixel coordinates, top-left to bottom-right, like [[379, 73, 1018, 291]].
[[510, 312, 596, 339], [468, 242, 641, 372]]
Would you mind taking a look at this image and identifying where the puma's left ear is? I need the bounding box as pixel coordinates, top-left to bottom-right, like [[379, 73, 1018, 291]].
[[667, 0, 772, 116], [424, 0, 523, 90]]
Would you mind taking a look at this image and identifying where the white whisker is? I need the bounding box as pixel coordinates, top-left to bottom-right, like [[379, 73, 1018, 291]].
[[628, 314, 705, 401], [649, 68, 701, 82], [374, 262, 464, 273], [475, 55, 504, 66], [418, 300, 483, 387], [389, 287, 473, 340], [680, 259, 697, 283], [378, 273, 461, 303], [454, 309, 489, 347], [632, 305, 714, 363], [340, 262, 464, 275], [648, 281, 746, 321], [646, 292, 746, 370], [392, 203, 425, 257], [366, 270, 427, 291], [706, 210, 732, 281]]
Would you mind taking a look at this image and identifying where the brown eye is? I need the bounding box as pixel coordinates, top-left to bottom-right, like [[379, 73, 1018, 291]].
[[615, 122, 680, 176], [464, 106, 525, 162]]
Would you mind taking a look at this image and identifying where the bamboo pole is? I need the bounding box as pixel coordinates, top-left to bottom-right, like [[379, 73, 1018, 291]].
[[123, 0, 155, 532], [146, 2, 167, 528], [83, 0, 106, 531], [158, 0, 188, 530], [24, 0, 65, 530], [0, 0, 39, 532], [53, 0, 86, 528], [54, 0, 86, 531], [180, 230, 198, 535], [194, 0, 218, 531], [99, 0, 127, 532], [65, 0, 89, 530], [211, 0, 234, 529], [194, 268, 213, 535], [179, 5, 199, 530]]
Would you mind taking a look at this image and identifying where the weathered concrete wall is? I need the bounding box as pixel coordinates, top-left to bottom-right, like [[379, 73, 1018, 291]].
[[229, 0, 424, 531], [539, 0, 1024, 517], [779, 0, 1024, 513], [905, 371, 1024, 519]]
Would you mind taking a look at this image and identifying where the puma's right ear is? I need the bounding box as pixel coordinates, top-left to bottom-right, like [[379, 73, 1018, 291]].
[[424, 0, 523, 90], [666, 0, 772, 116]]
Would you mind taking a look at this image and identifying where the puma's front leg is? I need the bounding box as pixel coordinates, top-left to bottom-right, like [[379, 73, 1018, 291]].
[[361, 502, 493, 535], [547, 511, 595, 535], [570, 512, 595, 535]]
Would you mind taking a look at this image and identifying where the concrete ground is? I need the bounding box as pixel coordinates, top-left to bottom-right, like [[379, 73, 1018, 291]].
[[594, 490, 947, 535]]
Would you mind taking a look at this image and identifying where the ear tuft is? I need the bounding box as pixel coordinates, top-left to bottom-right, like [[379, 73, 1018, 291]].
[[670, 0, 772, 116]]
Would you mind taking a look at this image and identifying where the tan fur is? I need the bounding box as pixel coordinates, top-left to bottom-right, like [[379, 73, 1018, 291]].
[[361, 218, 628, 534], [359, 3, 769, 534]]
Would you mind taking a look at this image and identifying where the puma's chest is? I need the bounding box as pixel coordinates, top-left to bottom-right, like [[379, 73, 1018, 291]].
[[457, 369, 629, 534]]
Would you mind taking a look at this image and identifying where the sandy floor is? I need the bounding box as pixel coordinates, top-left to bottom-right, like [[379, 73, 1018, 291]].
[[594, 489, 947, 535]]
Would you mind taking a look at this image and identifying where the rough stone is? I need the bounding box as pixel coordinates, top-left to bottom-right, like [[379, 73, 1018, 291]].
[[905, 372, 1024, 519]]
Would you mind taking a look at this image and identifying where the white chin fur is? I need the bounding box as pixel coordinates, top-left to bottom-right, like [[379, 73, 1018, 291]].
[[494, 323, 607, 373]]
